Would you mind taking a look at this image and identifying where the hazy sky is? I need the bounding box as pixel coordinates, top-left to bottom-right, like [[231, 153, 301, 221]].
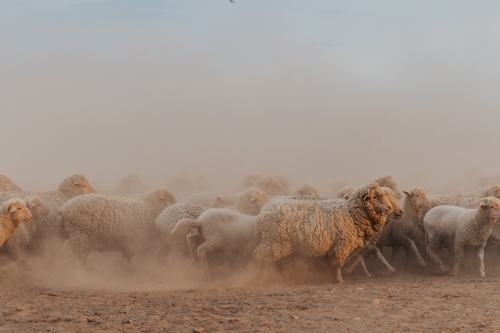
[[1, 1, 500, 192]]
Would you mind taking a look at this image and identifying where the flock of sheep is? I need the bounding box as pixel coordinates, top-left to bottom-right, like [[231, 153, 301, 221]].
[[0, 172, 499, 284]]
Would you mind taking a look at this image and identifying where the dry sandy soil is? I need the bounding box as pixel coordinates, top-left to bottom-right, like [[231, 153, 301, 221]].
[[1, 251, 500, 333]]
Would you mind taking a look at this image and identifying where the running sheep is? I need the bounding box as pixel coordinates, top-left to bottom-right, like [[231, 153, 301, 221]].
[[0, 195, 49, 260], [424, 197, 500, 278], [0, 174, 98, 248], [376, 187, 431, 268], [253, 183, 399, 283], [155, 203, 208, 258], [0, 199, 33, 247], [232, 187, 269, 216], [336, 176, 403, 201], [60, 189, 175, 261], [171, 208, 258, 269], [429, 185, 500, 208]]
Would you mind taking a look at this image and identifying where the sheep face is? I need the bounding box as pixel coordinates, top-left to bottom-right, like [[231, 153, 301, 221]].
[[382, 187, 403, 219], [4, 199, 33, 226], [143, 189, 176, 215], [365, 186, 395, 216], [58, 174, 98, 198], [479, 197, 500, 222], [403, 188, 432, 217], [25, 195, 50, 219]]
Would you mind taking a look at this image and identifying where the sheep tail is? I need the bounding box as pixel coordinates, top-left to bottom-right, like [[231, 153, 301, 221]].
[[171, 218, 198, 236]]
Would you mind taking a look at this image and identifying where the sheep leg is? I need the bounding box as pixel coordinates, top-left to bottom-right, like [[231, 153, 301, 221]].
[[374, 247, 396, 273], [358, 257, 372, 277], [390, 245, 402, 264], [64, 233, 90, 264], [478, 243, 487, 278], [197, 240, 221, 270], [426, 238, 447, 272], [451, 245, 464, 276], [342, 254, 362, 274], [402, 236, 426, 267], [186, 234, 203, 261]]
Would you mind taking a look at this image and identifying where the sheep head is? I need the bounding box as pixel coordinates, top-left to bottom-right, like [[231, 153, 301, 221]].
[[59, 174, 98, 198], [4, 198, 33, 226]]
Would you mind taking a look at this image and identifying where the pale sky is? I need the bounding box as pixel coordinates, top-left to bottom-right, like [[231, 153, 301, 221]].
[[1, 1, 500, 192]]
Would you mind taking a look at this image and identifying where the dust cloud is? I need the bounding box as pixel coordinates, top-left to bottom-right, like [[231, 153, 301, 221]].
[[1, 1, 500, 289]]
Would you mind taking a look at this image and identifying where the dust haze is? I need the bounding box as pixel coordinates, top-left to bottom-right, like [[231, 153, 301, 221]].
[[1, 1, 500, 290]]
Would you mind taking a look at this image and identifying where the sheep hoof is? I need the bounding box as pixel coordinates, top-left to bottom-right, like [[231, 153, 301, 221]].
[[387, 267, 396, 273]]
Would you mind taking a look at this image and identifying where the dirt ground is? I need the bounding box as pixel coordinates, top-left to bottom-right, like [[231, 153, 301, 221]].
[[1, 249, 500, 333]]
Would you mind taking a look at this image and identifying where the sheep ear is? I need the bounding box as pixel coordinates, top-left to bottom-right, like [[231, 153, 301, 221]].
[[73, 182, 81, 187], [8, 204, 17, 213], [159, 196, 165, 201], [215, 196, 222, 202], [363, 194, 371, 201], [479, 201, 487, 209], [250, 197, 256, 202], [403, 191, 411, 196], [28, 197, 36, 208]]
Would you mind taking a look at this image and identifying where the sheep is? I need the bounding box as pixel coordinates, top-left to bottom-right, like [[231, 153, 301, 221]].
[[0, 195, 49, 260], [0, 173, 21, 192], [253, 176, 288, 196], [240, 174, 262, 191], [291, 185, 321, 199], [180, 193, 235, 209], [341, 187, 404, 277], [375, 187, 432, 268], [0, 199, 33, 247], [335, 176, 403, 201], [0, 174, 98, 248], [336, 186, 355, 200], [155, 203, 208, 258], [429, 185, 500, 208], [171, 208, 258, 269], [60, 189, 176, 261], [116, 174, 149, 196], [232, 187, 269, 216], [252, 183, 399, 283], [423, 197, 500, 278]]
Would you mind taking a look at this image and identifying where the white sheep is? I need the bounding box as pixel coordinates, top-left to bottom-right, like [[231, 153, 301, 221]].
[[291, 185, 321, 199], [232, 186, 269, 216], [171, 208, 258, 269], [253, 183, 400, 283], [60, 189, 176, 261], [180, 193, 235, 209], [155, 203, 208, 258], [0, 174, 98, 248], [0, 195, 49, 260], [376, 187, 432, 268], [336, 186, 355, 200], [252, 176, 288, 196], [424, 197, 500, 277], [429, 185, 500, 208], [0, 198, 33, 247]]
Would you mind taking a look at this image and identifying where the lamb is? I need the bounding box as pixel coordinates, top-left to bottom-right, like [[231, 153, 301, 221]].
[[171, 208, 258, 269], [252, 183, 399, 283], [0, 174, 98, 247], [0, 173, 21, 192], [291, 185, 321, 199], [0, 195, 49, 260], [375, 187, 432, 268], [341, 187, 404, 277], [60, 189, 176, 261], [429, 185, 500, 208], [0, 199, 33, 247], [155, 203, 208, 258], [252, 176, 288, 196], [423, 197, 500, 277], [232, 187, 269, 216]]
